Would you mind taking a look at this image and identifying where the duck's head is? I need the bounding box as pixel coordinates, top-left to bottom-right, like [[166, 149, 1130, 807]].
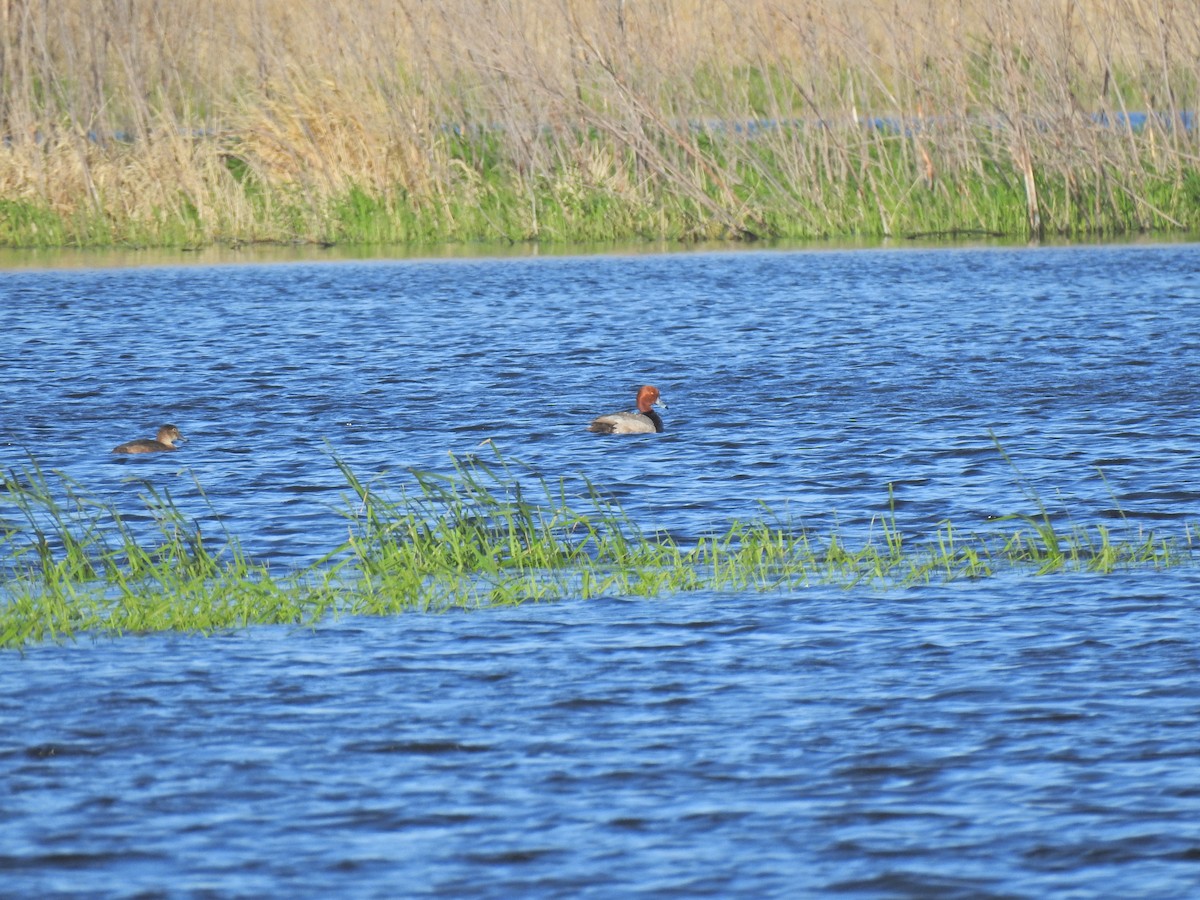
[[635, 385, 666, 414], [157, 424, 187, 446]]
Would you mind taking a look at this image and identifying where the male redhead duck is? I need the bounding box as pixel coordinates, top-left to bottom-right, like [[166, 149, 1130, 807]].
[[112, 424, 187, 454], [588, 385, 667, 434]]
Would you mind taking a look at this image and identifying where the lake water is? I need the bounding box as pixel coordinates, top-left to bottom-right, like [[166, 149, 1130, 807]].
[[2, 242, 1200, 896]]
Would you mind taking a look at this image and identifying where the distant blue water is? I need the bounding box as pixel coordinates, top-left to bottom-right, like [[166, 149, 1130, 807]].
[[2, 242, 1200, 896]]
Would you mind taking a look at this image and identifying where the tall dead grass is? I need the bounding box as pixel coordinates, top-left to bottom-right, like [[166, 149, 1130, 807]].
[[0, 0, 1196, 245]]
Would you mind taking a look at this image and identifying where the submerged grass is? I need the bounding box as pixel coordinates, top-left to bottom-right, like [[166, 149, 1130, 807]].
[[1, 445, 1194, 649]]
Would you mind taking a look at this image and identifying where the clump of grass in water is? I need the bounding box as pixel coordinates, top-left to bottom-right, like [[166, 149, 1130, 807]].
[[330, 444, 1190, 605], [330, 449, 679, 610], [986, 430, 1181, 575], [0, 444, 1195, 649], [0, 462, 318, 647]]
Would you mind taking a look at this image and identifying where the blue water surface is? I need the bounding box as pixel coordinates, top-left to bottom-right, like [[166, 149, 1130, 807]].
[[2, 242, 1200, 896]]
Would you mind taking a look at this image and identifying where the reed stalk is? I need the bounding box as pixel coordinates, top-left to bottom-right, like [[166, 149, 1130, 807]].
[[0, 1, 1195, 247]]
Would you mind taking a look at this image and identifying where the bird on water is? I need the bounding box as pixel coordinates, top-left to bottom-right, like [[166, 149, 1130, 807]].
[[588, 385, 667, 434], [112, 424, 187, 454]]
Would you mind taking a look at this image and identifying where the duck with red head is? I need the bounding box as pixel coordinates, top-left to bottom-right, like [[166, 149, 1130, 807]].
[[112, 424, 187, 454], [588, 385, 667, 434]]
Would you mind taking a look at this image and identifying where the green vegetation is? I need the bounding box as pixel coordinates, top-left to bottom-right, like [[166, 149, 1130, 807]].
[[2, 447, 1193, 650], [0, 2, 1197, 248]]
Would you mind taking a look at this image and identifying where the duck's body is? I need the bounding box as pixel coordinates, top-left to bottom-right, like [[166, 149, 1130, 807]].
[[112, 424, 187, 454], [588, 385, 667, 434]]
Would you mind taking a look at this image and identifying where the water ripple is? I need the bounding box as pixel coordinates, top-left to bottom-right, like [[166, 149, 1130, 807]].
[[3, 245, 1200, 895]]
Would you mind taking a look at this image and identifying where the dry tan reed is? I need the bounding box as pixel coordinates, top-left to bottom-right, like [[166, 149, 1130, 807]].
[[0, 0, 1196, 245]]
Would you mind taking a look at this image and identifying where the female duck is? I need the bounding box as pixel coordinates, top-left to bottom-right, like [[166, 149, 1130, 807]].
[[112, 424, 187, 454], [588, 385, 667, 434]]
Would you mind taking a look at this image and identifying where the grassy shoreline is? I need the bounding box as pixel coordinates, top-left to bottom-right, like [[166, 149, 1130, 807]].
[[1, 2, 1197, 249], [2, 449, 1194, 650]]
